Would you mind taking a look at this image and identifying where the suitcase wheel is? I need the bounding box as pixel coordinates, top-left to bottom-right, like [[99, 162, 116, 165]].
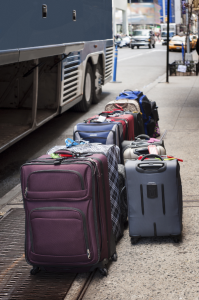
[[99, 268, 108, 277], [172, 235, 181, 243], [111, 252, 118, 262], [131, 237, 140, 245], [30, 266, 40, 275]]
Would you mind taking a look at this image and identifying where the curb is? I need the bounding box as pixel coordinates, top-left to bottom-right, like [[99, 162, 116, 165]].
[[0, 184, 21, 210]]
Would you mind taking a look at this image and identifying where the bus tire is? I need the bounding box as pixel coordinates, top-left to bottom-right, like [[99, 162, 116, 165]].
[[75, 62, 94, 112], [92, 62, 102, 104]]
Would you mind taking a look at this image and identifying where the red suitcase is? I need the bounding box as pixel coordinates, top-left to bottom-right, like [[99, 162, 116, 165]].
[[86, 113, 134, 140]]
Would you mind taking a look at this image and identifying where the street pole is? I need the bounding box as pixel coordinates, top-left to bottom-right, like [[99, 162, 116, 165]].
[[186, 0, 191, 53], [166, 0, 170, 83]]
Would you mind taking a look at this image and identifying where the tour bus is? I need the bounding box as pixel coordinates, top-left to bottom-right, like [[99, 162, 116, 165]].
[[0, 1, 113, 153]]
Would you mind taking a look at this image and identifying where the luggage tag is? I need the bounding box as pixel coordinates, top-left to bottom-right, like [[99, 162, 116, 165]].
[[148, 145, 158, 155], [96, 116, 107, 123], [147, 138, 160, 143]]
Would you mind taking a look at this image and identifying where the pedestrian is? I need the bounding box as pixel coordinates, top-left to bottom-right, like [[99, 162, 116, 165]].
[[196, 37, 199, 55]]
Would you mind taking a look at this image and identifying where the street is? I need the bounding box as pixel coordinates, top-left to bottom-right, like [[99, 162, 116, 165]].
[[0, 44, 183, 198]]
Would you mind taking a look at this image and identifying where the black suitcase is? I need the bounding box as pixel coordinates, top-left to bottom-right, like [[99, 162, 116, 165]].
[[120, 111, 145, 137], [150, 101, 159, 123]]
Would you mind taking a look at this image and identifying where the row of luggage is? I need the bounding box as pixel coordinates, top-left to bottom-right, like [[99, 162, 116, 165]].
[[20, 89, 182, 276]]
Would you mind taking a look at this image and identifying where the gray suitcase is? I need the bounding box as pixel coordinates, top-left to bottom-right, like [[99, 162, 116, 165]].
[[125, 154, 182, 244], [122, 134, 165, 154], [118, 164, 128, 227]]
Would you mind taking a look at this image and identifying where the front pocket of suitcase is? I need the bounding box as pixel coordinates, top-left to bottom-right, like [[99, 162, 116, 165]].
[[29, 207, 93, 264], [24, 170, 87, 199]]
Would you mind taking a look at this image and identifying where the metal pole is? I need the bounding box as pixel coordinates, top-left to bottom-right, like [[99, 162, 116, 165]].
[[186, 0, 190, 53], [113, 45, 118, 82], [166, 0, 170, 83]]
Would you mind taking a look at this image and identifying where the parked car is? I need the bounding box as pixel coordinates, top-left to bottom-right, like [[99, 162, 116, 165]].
[[118, 36, 131, 48], [130, 30, 155, 49]]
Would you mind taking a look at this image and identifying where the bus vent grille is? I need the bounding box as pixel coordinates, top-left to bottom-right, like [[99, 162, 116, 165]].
[[105, 46, 113, 80], [62, 54, 81, 103]]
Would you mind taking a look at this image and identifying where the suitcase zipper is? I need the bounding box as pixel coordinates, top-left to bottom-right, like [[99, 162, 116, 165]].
[[29, 207, 91, 259], [25, 169, 85, 197]]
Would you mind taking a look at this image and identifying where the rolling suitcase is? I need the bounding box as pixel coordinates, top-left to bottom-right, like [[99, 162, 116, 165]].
[[73, 122, 123, 148], [122, 134, 165, 154], [123, 145, 166, 163], [85, 113, 134, 140], [47, 144, 123, 241], [21, 151, 117, 276], [150, 101, 159, 123], [118, 164, 128, 227], [104, 99, 140, 113], [125, 154, 182, 244], [102, 110, 143, 140], [126, 111, 145, 136]]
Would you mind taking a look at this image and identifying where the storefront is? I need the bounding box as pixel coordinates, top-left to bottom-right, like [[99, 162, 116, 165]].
[[113, 0, 128, 36]]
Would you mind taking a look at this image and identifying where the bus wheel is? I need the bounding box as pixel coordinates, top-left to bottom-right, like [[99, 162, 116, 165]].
[[75, 62, 94, 112], [92, 62, 102, 104]]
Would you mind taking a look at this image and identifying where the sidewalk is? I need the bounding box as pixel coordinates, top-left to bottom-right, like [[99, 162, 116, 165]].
[[82, 75, 199, 300], [1, 74, 199, 299]]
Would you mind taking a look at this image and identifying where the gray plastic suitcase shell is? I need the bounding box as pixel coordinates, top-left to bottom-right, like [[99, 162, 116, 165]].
[[125, 157, 182, 238]]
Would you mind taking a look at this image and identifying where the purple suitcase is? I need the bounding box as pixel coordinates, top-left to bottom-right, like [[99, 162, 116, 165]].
[[21, 151, 116, 276]]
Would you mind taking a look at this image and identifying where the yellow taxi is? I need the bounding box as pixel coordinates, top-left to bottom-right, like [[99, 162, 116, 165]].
[[169, 35, 186, 51]]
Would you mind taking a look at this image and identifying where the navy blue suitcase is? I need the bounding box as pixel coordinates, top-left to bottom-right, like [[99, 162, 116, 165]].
[[73, 122, 123, 148]]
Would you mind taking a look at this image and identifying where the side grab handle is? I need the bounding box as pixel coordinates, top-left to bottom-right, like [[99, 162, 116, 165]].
[[135, 134, 150, 140]]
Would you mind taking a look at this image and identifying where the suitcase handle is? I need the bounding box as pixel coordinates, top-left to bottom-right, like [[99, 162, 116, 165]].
[[136, 161, 166, 173], [140, 154, 163, 161], [135, 134, 150, 140]]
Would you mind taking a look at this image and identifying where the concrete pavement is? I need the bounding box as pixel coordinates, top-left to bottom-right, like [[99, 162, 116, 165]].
[[83, 75, 199, 300], [1, 47, 199, 299]]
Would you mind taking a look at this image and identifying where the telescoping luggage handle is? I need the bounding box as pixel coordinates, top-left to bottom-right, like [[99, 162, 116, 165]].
[[136, 154, 166, 173]]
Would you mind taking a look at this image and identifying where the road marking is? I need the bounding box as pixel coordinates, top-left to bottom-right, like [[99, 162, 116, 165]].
[[118, 50, 166, 62]]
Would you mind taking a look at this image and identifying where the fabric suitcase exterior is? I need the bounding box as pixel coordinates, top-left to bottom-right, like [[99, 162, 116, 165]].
[[104, 110, 144, 138], [86, 114, 134, 141], [21, 153, 116, 272], [130, 112, 145, 136], [118, 164, 128, 226], [86, 115, 129, 141], [73, 122, 123, 148], [123, 145, 166, 163], [150, 101, 159, 123], [104, 99, 140, 114], [115, 90, 152, 118], [125, 155, 182, 238], [47, 144, 123, 241]]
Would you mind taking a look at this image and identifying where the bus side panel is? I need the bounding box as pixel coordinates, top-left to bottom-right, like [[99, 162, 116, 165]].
[[0, 1, 19, 50], [0, 0, 112, 52]]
